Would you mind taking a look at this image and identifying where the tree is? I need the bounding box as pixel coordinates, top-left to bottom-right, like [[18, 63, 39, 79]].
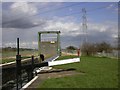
[[81, 42, 96, 56], [66, 46, 77, 53], [96, 42, 112, 53], [66, 46, 77, 50], [81, 41, 113, 56]]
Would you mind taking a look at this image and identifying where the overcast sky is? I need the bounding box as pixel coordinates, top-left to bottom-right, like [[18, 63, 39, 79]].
[[1, 2, 118, 49]]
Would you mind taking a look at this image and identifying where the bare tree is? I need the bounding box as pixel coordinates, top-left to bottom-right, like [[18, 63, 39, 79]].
[[81, 41, 113, 56], [81, 42, 96, 56], [96, 42, 112, 53]]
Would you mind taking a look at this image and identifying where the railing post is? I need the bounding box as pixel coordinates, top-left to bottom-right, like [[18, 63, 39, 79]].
[[16, 55, 22, 89], [27, 55, 34, 81], [38, 33, 42, 63], [31, 55, 34, 79], [16, 38, 22, 90], [57, 32, 61, 56]]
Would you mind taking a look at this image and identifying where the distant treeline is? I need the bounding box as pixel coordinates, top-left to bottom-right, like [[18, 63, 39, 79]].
[[65, 41, 119, 56], [2, 47, 37, 51]]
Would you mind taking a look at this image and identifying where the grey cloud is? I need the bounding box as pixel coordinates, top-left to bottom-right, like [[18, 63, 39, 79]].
[[2, 27, 117, 49], [2, 10, 46, 29], [2, 6, 117, 48], [61, 28, 116, 48], [2, 18, 44, 29]]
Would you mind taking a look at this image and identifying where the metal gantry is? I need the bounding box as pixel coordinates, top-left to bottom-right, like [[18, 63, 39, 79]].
[[38, 31, 61, 62]]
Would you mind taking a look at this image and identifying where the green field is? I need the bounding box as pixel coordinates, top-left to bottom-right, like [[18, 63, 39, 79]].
[[1, 49, 38, 64], [38, 56, 118, 88], [1, 48, 57, 64], [2, 50, 38, 58], [1, 56, 32, 64]]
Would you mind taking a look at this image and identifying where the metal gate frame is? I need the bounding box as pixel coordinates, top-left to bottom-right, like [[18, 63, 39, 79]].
[[38, 31, 61, 62]]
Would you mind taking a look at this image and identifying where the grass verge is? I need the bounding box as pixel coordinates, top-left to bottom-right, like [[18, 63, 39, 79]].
[[38, 55, 118, 88]]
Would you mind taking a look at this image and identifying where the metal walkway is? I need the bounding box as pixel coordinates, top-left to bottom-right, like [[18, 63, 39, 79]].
[[44, 55, 59, 62]]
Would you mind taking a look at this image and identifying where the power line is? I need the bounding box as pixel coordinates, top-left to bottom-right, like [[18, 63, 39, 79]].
[[2, 3, 54, 24], [2, 3, 85, 24], [62, 5, 112, 17], [2, 3, 117, 27], [3, 4, 111, 24], [3, 2, 56, 16], [37, 3, 85, 15]]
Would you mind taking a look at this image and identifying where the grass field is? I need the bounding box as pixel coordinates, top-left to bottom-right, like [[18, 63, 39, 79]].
[[38, 55, 118, 88], [1, 50, 38, 64], [1, 56, 32, 64], [1, 48, 58, 64], [2, 50, 38, 58]]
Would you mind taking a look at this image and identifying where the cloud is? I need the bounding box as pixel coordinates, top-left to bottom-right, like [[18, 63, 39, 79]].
[[2, 18, 117, 48], [106, 4, 114, 9], [42, 18, 117, 47], [43, 17, 81, 36], [2, 2, 118, 48], [43, 17, 117, 37], [2, 2, 46, 29], [2, 14, 46, 29], [2, 2, 64, 29], [106, 3, 118, 13], [10, 2, 38, 15]]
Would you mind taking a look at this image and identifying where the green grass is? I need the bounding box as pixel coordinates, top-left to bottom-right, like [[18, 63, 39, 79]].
[[2, 58, 15, 64], [2, 50, 38, 58], [1, 56, 32, 64], [57, 55, 79, 60], [38, 56, 118, 88], [2, 50, 38, 64]]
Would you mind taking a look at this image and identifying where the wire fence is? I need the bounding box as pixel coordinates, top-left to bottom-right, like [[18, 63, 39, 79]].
[[95, 50, 119, 59]]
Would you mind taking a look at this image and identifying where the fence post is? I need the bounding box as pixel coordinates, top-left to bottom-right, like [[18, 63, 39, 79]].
[[16, 38, 22, 90], [27, 55, 34, 81], [31, 55, 34, 79]]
